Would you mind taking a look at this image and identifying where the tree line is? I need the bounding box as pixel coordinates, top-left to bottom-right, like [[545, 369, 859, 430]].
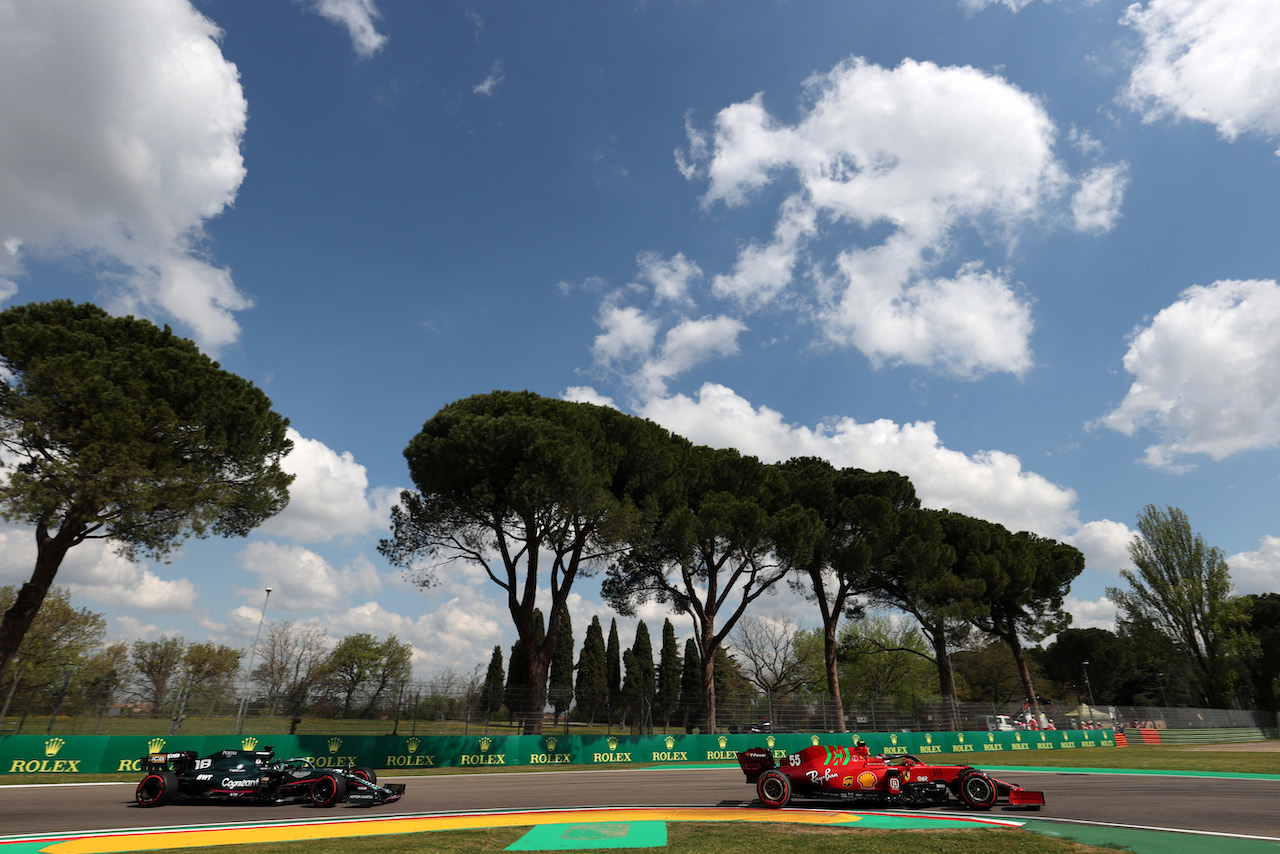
[[0, 585, 413, 732], [381, 391, 1278, 734], [0, 307, 1272, 734]]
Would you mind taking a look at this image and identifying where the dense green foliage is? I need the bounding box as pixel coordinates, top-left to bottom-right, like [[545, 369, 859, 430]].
[[1108, 505, 1245, 708], [574, 616, 607, 725], [381, 392, 674, 733], [0, 300, 293, 678]]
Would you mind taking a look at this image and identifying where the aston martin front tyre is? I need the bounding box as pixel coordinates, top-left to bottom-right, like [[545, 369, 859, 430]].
[[957, 769, 997, 810], [309, 774, 348, 807], [756, 769, 791, 808], [135, 770, 178, 807], [352, 766, 377, 784]]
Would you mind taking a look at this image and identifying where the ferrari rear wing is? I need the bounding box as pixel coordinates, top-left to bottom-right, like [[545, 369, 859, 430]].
[[736, 747, 776, 783]]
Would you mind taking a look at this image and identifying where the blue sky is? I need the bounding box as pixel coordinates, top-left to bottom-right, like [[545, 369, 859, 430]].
[[2, 0, 1280, 678]]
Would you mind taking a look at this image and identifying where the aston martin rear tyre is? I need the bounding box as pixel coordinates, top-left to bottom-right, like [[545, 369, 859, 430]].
[[135, 770, 179, 807]]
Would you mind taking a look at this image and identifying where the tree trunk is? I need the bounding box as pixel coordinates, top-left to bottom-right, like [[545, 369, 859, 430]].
[[823, 621, 847, 732], [700, 650, 716, 734], [927, 630, 960, 731], [1005, 628, 1041, 724], [0, 522, 78, 678]]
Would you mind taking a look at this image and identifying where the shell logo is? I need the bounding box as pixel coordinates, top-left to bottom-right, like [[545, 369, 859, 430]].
[[857, 771, 878, 789]]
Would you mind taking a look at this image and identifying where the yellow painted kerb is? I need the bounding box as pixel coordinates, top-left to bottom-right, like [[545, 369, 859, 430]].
[[43, 808, 866, 854]]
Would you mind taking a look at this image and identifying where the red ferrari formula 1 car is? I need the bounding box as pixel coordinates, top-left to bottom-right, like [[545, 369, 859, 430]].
[[738, 741, 1044, 811]]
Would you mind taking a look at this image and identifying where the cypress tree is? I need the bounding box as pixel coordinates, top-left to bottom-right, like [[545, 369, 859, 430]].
[[479, 646, 505, 728], [575, 615, 607, 725], [548, 611, 575, 724], [678, 637, 703, 733], [632, 621, 656, 734], [504, 639, 524, 725], [620, 648, 639, 731], [606, 618, 622, 724], [656, 619, 681, 731]]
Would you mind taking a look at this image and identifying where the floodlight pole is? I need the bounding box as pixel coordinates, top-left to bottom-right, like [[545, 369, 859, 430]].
[[1082, 659, 1096, 709], [235, 587, 272, 736]]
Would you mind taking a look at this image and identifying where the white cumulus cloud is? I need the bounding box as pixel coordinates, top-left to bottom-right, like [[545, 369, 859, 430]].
[[237, 541, 382, 614], [259, 428, 400, 543], [1227, 536, 1280, 595], [1125, 0, 1280, 150], [682, 57, 1072, 377], [0, 0, 252, 351], [638, 382, 1080, 538], [1093, 279, 1280, 468]]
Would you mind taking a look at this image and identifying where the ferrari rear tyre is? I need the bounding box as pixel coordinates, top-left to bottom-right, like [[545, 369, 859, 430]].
[[756, 769, 791, 808], [352, 766, 377, 784], [135, 770, 178, 807], [309, 774, 348, 807], [957, 769, 997, 810]]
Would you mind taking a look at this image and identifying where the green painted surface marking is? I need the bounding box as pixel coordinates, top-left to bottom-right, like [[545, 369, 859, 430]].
[[1024, 820, 1280, 854], [506, 821, 668, 851]]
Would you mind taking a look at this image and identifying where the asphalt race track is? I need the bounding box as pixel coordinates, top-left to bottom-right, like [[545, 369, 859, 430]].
[[3, 767, 1278, 841]]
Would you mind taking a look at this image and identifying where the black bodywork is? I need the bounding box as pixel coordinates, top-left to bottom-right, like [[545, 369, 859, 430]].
[[134, 747, 406, 808]]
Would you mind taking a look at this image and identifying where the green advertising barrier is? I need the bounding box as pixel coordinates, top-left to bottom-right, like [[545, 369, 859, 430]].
[[0, 728, 1115, 775]]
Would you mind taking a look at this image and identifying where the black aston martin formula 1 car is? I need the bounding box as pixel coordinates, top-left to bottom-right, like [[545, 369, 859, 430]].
[[134, 746, 406, 808]]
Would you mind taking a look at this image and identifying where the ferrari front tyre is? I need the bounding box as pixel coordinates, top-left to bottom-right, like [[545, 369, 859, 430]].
[[308, 774, 348, 807], [756, 769, 791, 808], [957, 769, 997, 810], [352, 766, 377, 785], [135, 770, 178, 807]]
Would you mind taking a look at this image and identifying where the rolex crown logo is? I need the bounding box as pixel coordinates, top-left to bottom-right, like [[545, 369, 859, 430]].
[[718, 735, 728, 749], [407, 737, 420, 754], [988, 732, 995, 742], [664, 736, 675, 750], [241, 737, 258, 750], [607, 737, 618, 751], [328, 737, 342, 753], [957, 733, 965, 743], [45, 737, 66, 757], [146, 737, 166, 754], [925, 733, 933, 744], [765, 735, 775, 748], [479, 736, 492, 752], [810, 735, 820, 746], [1015, 732, 1022, 742], [890, 734, 898, 745], [1040, 732, 1047, 741], [545, 737, 558, 751]]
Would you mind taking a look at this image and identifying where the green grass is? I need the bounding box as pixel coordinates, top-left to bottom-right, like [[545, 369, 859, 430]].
[[924, 744, 1280, 775], [134, 824, 1120, 854]]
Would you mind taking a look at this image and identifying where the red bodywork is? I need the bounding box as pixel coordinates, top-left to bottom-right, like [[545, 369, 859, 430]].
[[737, 743, 1044, 811]]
